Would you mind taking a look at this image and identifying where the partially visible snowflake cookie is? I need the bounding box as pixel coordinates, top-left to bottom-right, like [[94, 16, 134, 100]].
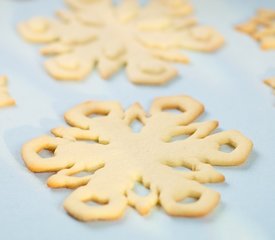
[[18, 0, 224, 85], [264, 77, 275, 88], [22, 95, 252, 221], [236, 9, 275, 50], [264, 77, 275, 96], [0, 76, 16, 108]]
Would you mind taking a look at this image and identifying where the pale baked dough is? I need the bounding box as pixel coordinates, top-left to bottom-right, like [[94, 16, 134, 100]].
[[264, 77, 275, 88], [22, 95, 252, 221], [18, 0, 224, 84], [264, 77, 275, 96], [236, 9, 275, 50], [0, 76, 15, 108]]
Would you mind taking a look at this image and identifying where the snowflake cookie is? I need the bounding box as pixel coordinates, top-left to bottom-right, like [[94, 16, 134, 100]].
[[18, 0, 224, 85], [264, 77, 275, 89], [264, 77, 275, 95], [22, 95, 253, 221], [0, 76, 15, 108], [236, 9, 275, 50]]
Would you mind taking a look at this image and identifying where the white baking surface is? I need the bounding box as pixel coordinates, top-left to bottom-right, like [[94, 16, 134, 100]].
[[0, 0, 275, 239]]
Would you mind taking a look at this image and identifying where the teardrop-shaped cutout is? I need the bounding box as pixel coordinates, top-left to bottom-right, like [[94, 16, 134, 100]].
[[39, 149, 54, 158], [163, 108, 183, 114], [179, 197, 197, 204], [173, 166, 190, 173], [130, 119, 143, 133], [85, 199, 108, 207], [219, 144, 234, 153], [88, 113, 108, 119], [77, 139, 98, 144], [71, 164, 104, 178], [133, 182, 150, 196], [170, 133, 193, 142], [72, 171, 93, 177]]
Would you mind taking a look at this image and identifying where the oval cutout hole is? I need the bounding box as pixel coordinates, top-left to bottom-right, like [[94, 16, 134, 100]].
[[88, 113, 108, 119], [86, 199, 108, 207], [179, 197, 197, 204], [39, 149, 54, 158], [133, 182, 150, 196], [72, 164, 104, 178], [170, 134, 192, 142], [219, 144, 234, 153], [72, 171, 93, 178], [77, 139, 98, 144], [173, 166, 190, 173], [130, 119, 143, 133], [163, 108, 183, 114]]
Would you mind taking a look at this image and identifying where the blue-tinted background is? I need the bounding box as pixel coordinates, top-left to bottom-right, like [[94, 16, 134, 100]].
[[0, 0, 275, 239]]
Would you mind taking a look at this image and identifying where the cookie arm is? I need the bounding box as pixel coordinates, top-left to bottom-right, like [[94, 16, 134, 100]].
[[138, 26, 224, 52], [126, 58, 178, 85], [160, 182, 220, 217], [203, 130, 253, 166], [63, 164, 131, 221], [21, 135, 72, 172], [64, 185, 128, 221], [145, 164, 220, 217], [149, 95, 204, 128], [64, 100, 124, 129], [47, 161, 104, 189]]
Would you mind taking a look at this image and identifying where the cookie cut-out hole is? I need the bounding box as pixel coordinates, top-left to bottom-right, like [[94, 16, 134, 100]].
[[86, 199, 109, 207], [179, 197, 197, 204], [72, 163, 105, 177], [39, 149, 54, 158], [133, 182, 150, 196], [255, 24, 265, 31], [173, 166, 190, 173], [163, 108, 183, 114], [219, 144, 235, 153], [72, 171, 93, 177], [170, 133, 193, 142], [77, 139, 98, 144], [88, 113, 108, 119], [130, 119, 143, 133]]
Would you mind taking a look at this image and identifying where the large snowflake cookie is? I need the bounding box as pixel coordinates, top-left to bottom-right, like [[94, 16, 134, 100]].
[[236, 9, 275, 50], [22, 95, 253, 221], [0, 76, 15, 108], [18, 0, 224, 85]]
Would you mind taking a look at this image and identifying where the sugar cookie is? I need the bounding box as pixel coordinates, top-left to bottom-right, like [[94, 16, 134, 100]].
[[264, 77, 275, 89], [22, 95, 252, 221], [18, 0, 224, 84], [236, 9, 275, 50], [264, 77, 275, 97], [0, 76, 15, 108]]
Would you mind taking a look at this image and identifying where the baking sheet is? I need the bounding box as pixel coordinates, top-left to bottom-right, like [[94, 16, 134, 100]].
[[0, 0, 275, 239]]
